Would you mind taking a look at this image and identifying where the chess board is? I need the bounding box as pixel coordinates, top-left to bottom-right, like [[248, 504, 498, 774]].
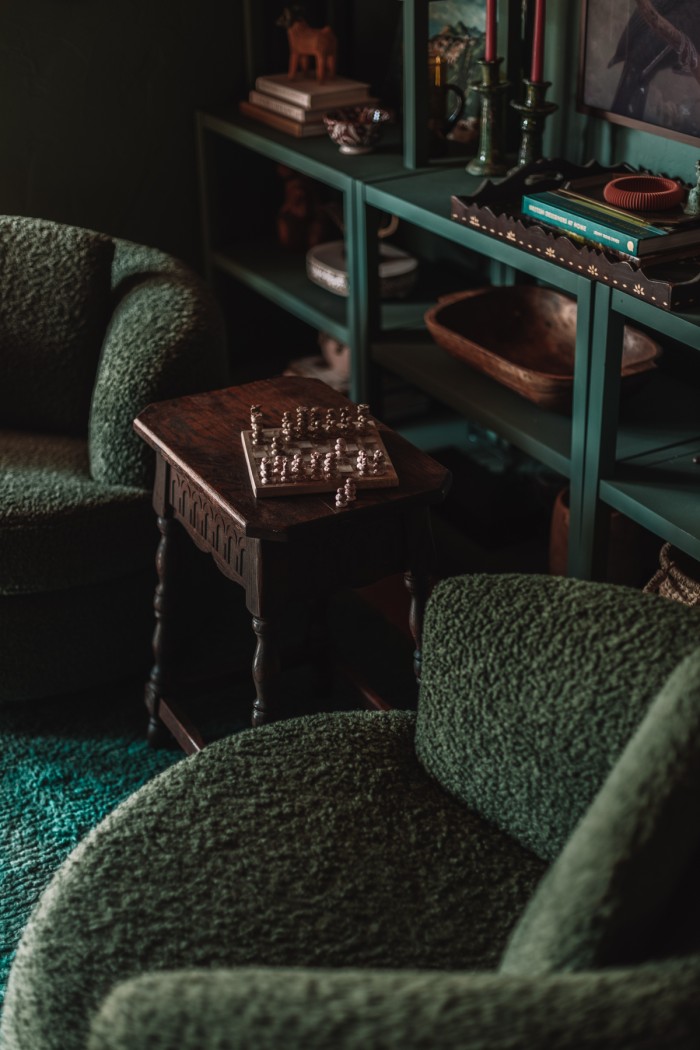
[[241, 422, 399, 498]]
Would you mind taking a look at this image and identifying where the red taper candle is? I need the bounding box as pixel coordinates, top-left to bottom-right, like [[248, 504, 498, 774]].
[[484, 0, 497, 62], [530, 0, 546, 82]]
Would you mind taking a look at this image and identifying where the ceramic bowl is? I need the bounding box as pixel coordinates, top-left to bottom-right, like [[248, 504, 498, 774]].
[[323, 106, 393, 155]]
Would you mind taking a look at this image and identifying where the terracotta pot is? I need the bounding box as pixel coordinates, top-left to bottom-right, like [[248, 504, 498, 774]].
[[549, 487, 654, 586]]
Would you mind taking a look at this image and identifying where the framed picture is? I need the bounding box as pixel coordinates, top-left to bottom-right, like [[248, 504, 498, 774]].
[[578, 0, 700, 145], [428, 1, 487, 123]]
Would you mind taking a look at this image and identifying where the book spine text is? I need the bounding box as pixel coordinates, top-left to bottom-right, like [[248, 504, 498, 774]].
[[521, 195, 661, 254]]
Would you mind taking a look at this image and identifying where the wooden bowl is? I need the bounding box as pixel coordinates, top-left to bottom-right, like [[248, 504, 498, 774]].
[[424, 286, 662, 412]]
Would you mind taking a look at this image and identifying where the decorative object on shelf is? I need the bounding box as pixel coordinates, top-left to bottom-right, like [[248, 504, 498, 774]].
[[241, 401, 399, 498], [323, 105, 393, 155], [275, 6, 337, 83], [427, 3, 486, 148], [424, 286, 662, 412], [510, 78, 558, 170], [318, 330, 350, 382], [238, 99, 327, 137], [241, 70, 376, 139], [306, 237, 418, 299], [685, 159, 700, 216], [520, 172, 699, 261], [549, 487, 657, 586], [465, 58, 509, 176], [529, 0, 546, 83], [509, 0, 557, 170], [603, 174, 685, 212], [644, 543, 700, 607], [284, 353, 348, 393], [247, 86, 378, 127], [484, 0, 496, 61], [450, 157, 700, 311], [428, 54, 465, 154], [253, 72, 372, 110], [579, 0, 700, 145], [276, 166, 338, 252]]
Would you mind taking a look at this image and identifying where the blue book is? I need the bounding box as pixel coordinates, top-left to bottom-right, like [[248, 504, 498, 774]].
[[520, 189, 700, 259]]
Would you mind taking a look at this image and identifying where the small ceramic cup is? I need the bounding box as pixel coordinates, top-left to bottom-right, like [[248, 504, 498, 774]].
[[323, 106, 393, 155]]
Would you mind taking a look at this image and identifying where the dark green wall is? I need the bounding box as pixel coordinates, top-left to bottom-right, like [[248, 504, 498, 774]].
[[0, 0, 243, 269], [1, 2, 696, 273]]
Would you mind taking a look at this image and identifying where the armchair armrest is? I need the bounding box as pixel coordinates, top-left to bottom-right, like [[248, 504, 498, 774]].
[[89, 241, 228, 489], [88, 958, 700, 1050]]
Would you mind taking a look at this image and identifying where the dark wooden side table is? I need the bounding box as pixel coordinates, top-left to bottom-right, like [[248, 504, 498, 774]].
[[134, 376, 451, 751]]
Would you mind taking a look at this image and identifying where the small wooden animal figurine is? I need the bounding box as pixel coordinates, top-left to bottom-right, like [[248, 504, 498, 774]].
[[276, 6, 337, 83]]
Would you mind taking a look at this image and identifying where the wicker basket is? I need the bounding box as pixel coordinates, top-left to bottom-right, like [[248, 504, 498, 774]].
[[643, 543, 700, 607]]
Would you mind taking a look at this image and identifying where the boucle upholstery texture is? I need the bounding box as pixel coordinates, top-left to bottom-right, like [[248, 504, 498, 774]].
[[415, 573, 700, 862], [88, 958, 700, 1050], [4, 574, 700, 1050], [0, 217, 114, 435], [0, 710, 546, 1050], [501, 647, 700, 975], [0, 431, 153, 594], [89, 238, 228, 489], [0, 218, 228, 702], [0, 570, 155, 703]]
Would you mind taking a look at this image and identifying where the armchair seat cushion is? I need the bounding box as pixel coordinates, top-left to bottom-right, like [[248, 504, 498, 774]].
[[0, 430, 154, 595], [0, 710, 547, 1050]]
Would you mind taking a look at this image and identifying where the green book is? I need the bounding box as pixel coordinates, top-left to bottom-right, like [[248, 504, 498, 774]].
[[520, 189, 700, 259]]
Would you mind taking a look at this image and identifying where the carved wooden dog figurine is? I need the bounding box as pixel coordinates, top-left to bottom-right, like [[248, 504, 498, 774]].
[[276, 6, 337, 83]]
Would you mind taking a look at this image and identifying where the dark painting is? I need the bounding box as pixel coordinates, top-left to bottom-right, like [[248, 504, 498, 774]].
[[579, 0, 700, 143]]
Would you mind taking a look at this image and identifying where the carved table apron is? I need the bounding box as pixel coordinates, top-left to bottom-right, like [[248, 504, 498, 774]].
[[134, 376, 451, 751]]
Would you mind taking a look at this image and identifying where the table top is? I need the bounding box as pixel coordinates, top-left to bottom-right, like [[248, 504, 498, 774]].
[[134, 376, 452, 541]]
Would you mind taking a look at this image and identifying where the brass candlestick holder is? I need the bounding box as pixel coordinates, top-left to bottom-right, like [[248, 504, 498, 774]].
[[466, 58, 510, 177], [510, 80, 558, 170]]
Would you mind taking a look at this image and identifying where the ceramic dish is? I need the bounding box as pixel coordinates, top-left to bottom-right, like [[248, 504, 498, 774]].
[[306, 240, 418, 299], [323, 106, 393, 155]]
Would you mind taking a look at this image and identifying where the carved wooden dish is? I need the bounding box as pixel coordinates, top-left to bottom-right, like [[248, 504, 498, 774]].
[[424, 286, 662, 412]]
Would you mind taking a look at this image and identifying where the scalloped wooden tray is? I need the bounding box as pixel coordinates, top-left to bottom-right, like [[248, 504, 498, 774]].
[[450, 159, 700, 312]]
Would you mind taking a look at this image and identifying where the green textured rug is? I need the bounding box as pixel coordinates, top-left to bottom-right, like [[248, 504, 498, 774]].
[[0, 589, 415, 1014], [0, 679, 233, 1011]]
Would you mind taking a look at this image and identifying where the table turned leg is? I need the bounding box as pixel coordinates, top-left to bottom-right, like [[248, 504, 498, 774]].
[[144, 514, 175, 746], [404, 568, 429, 685], [251, 615, 281, 727]]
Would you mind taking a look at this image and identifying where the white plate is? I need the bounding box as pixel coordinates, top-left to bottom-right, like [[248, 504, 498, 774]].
[[306, 240, 418, 299]]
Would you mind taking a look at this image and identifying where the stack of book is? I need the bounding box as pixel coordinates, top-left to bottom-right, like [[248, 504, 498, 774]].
[[240, 73, 375, 138], [520, 174, 700, 264]]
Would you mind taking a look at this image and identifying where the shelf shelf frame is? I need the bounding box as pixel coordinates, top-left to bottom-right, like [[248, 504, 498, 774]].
[[196, 1, 700, 581]]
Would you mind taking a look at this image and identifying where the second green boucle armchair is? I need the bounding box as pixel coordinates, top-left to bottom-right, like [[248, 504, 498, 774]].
[[2, 573, 700, 1049], [0, 216, 229, 703]]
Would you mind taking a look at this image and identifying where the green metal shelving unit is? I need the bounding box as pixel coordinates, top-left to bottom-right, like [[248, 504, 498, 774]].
[[197, 0, 700, 581]]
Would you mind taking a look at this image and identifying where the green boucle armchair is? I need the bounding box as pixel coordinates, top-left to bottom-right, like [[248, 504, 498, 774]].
[[0, 216, 229, 703], [2, 573, 700, 1049]]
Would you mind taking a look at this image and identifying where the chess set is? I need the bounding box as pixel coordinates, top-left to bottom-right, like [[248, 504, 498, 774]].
[[241, 402, 399, 503]]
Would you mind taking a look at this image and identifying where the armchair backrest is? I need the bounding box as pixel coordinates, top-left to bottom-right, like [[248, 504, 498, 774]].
[[500, 646, 700, 974], [415, 573, 700, 862], [0, 216, 115, 436], [88, 239, 228, 490]]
